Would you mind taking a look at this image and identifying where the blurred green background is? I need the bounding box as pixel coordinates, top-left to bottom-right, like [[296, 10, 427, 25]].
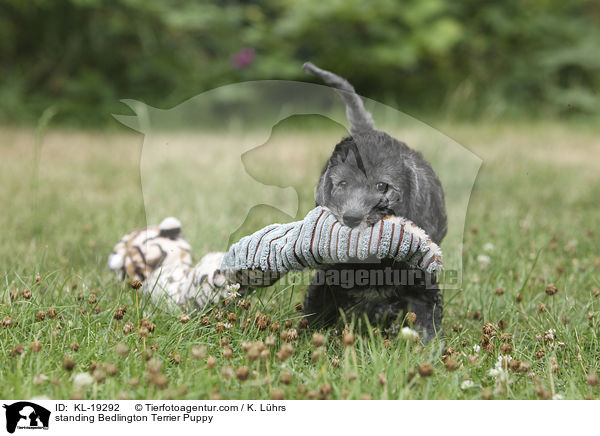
[[1, 0, 599, 126]]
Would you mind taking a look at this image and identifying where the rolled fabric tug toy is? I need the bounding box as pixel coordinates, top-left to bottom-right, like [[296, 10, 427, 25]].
[[109, 207, 443, 311]]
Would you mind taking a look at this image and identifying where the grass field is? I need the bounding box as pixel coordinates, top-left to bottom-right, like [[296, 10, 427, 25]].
[[1, 121, 599, 400]]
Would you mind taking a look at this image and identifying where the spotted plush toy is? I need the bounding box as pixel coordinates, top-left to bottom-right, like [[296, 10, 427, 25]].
[[109, 207, 443, 312], [108, 217, 192, 282]]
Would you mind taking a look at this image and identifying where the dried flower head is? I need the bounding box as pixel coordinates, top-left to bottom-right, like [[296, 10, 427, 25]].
[[147, 358, 162, 374], [122, 321, 134, 334], [342, 332, 355, 347], [191, 345, 207, 360], [141, 349, 153, 361], [495, 287, 505, 296], [417, 362, 433, 377], [260, 349, 270, 361], [298, 318, 309, 329], [113, 308, 125, 320], [170, 353, 182, 365], [62, 356, 76, 371], [236, 366, 250, 381], [22, 289, 32, 299], [586, 372, 598, 387], [405, 312, 417, 325], [2, 316, 15, 328], [139, 318, 155, 332], [277, 343, 294, 361], [500, 344, 513, 355], [270, 389, 285, 400], [30, 341, 42, 353], [538, 303, 547, 313], [237, 299, 250, 310], [150, 374, 168, 389], [47, 308, 57, 318], [311, 350, 321, 362], [319, 382, 332, 397], [444, 358, 458, 371], [482, 322, 496, 336], [545, 283, 558, 296], [312, 333, 326, 347], [222, 346, 233, 359], [275, 371, 291, 385], [265, 335, 276, 347], [130, 279, 143, 290], [481, 388, 493, 400], [179, 314, 190, 324], [103, 362, 118, 376], [206, 356, 217, 369], [535, 386, 551, 400], [138, 326, 149, 338], [255, 313, 270, 330], [247, 345, 260, 361], [221, 366, 234, 379], [36, 311, 45, 322]]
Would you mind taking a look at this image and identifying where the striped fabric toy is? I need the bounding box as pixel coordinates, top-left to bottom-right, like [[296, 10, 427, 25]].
[[222, 206, 443, 275], [109, 207, 443, 311]]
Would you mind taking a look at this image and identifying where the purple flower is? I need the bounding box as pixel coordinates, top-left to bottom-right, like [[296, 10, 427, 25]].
[[231, 47, 255, 69]]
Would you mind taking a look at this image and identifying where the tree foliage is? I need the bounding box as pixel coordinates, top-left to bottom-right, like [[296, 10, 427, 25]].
[[0, 0, 598, 125]]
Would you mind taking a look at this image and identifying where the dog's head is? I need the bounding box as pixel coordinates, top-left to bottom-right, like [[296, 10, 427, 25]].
[[306, 61, 447, 242], [316, 130, 416, 228]]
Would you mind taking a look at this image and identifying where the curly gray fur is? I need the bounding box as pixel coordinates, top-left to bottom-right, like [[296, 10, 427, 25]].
[[303, 62, 447, 341]]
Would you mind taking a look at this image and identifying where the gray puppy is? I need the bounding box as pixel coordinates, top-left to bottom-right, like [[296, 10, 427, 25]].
[[302, 62, 447, 341]]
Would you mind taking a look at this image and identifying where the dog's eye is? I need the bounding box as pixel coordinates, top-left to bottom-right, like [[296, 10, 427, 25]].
[[375, 182, 388, 192], [337, 181, 347, 188]]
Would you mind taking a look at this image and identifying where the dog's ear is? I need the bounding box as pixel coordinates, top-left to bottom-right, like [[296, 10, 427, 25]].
[[315, 165, 333, 206]]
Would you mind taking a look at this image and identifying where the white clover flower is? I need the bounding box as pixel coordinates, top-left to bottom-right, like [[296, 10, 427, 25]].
[[488, 356, 512, 384], [544, 328, 556, 341], [73, 372, 94, 390], [483, 242, 495, 252], [473, 344, 481, 353], [33, 374, 49, 386], [477, 254, 491, 266], [553, 394, 564, 400], [488, 368, 500, 377], [400, 327, 419, 342], [461, 380, 475, 390]]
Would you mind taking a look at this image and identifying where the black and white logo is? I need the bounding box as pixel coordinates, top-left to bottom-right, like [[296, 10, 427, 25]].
[[3, 402, 50, 434]]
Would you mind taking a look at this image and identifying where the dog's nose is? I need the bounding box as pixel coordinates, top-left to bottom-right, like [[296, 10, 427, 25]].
[[342, 213, 363, 228]]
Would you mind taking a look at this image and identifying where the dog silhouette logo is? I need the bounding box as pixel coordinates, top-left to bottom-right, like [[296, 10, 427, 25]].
[[2, 402, 50, 433]]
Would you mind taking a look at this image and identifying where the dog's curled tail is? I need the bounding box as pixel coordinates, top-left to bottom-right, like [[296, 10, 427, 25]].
[[302, 62, 375, 136]]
